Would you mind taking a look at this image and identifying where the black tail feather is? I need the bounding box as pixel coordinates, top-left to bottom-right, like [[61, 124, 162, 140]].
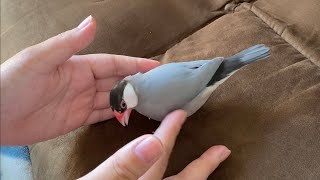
[[207, 44, 270, 86]]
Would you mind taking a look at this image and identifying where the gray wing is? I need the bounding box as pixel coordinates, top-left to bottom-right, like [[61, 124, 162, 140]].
[[130, 58, 224, 121]]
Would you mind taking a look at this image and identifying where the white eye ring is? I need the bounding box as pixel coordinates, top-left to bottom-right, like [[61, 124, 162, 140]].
[[120, 100, 127, 109]]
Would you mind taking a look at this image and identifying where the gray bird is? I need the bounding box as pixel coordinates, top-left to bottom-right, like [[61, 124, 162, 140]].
[[110, 44, 270, 126]]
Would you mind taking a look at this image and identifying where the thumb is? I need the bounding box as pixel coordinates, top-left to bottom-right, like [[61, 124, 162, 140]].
[[21, 15, 96, 71], [79, 135, 163, 180]]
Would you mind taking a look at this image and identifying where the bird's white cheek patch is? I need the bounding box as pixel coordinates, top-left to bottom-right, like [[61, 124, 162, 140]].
[[123, 83, 138, 108]]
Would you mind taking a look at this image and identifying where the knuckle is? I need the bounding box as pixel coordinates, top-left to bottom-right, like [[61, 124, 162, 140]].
[[56, 30, 71, 41], [55, 30, 78, 52], [56, 32, 65, 40], [20, 46, 36, 59], [111, 156, 137, 180]]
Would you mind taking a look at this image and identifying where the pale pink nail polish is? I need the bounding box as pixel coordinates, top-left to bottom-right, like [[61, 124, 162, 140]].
[[78, 15, 92, 29]]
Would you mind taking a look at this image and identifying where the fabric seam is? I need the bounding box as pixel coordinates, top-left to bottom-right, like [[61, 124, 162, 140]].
[[240, 3, 320, 67]]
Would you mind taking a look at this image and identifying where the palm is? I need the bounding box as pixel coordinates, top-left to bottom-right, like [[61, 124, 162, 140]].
[[47, 57, 100, 133], [60, 58, 97, 127], [15, 58, 95, 140], [24, 54, 159, 140]]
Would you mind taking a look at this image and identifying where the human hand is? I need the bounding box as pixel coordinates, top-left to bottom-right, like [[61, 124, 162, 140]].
[[0, 16, 160, 145], [79, 110, 231, 180]]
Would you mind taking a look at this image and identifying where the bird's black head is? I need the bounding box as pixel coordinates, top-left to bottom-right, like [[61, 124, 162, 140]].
[[110, 80, 128, 113], [110, 80, 138, 126]]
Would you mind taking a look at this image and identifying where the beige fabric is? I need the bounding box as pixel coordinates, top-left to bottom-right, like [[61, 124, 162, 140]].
[[1, 0, 320, 179]]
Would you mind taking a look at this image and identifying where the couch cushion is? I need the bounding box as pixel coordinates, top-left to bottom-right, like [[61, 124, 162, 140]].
[[252, 0, 320, 66], [3, 0, 320, 179], [1, 0, 230, 62], [158, 7, 320, 179], [29, 3, 320, 180]]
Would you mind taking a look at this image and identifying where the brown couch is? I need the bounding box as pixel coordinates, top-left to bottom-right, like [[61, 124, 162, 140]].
[[2, 0, 320, 179]]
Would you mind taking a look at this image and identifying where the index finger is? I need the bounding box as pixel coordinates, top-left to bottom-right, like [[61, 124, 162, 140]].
[[81, 54, 160, 79], [153, 110, 187, 151], [139, 110, 187, 180]]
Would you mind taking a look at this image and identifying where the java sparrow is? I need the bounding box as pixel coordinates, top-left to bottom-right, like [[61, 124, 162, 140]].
[[110, 44, 270, 126]]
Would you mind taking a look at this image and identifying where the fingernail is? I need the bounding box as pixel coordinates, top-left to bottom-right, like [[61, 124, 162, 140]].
[[176, 110, 187, 123], [78, 15, 92, 29], [180, 110, 187, 118], [219, 147, 231, 161], [135, 136, 163, 164]]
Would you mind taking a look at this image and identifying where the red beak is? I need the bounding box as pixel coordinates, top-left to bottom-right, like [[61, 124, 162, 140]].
[[113, 109, 132, 126]]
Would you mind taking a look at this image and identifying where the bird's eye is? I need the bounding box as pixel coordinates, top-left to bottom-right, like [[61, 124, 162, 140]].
[[120, 100, 127, 109]]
